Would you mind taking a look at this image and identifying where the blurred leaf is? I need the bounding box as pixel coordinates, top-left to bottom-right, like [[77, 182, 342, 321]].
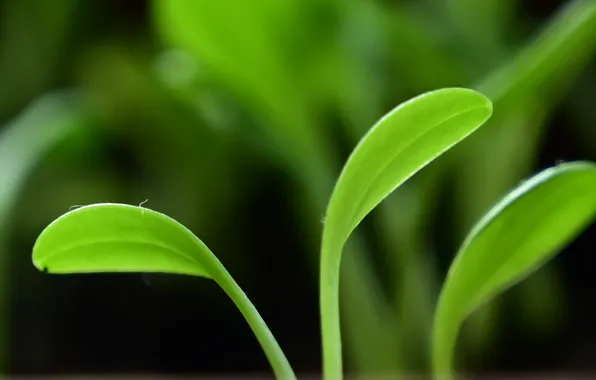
[[76, 45, 237, 225], [459, 0, 596, 188], [565, 69, 596, 157], [326, 0, 389, 131], [320, 88, 492, 377], [441, 0, 518, 71], [341, 241, 404, 376], [449, 1, 596, 354], [0, 90, 87, 369], [447, 0, 517, 44], [454, 97, 549, 237], [0, 91, 86, 231], [455, 110, 560, 357], [381, 174, 444, 371], [448, 1, 596, 354], [459, 299, 499, 367], [515, 264, 565, 337], [477, 0, 596, 110], [433, 162, 596, 378], [153, 0, 332, 175], [33, 203, 296, 380], [155, 3, 409, 378], [386, 3, 465, 91], [0, 0, 78, 118]]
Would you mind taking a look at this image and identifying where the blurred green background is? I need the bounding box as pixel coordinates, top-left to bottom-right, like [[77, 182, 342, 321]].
[[1, 0, 596, 376]]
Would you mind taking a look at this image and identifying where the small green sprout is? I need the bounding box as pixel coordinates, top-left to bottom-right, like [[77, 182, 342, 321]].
[[433, 161, 596, 379], [32, 88, 596, 380], [32, 203, 296, 380], [319, 87, 493, 379]]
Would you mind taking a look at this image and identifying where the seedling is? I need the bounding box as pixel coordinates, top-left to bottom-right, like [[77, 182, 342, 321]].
[[32, 88, 596, 379]]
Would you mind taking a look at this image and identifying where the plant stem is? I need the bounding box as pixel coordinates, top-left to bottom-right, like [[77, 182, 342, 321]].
[[293, 164, 401, 379], [211, 261, 297, 380], [432, 292, 457, 380], [320, 239, 343, 380]]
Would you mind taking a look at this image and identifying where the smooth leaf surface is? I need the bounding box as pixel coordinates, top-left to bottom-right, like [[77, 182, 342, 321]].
[[433, 162, 596, 378], [33, 203, 211, 276], [323, 88, 492, 250], [33, 203, 295, 380], [320, 88, 493, 378]]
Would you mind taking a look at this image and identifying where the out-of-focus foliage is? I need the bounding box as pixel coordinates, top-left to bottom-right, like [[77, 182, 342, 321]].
[[0, 91, 88, 369], [1, 0, 596, 376]]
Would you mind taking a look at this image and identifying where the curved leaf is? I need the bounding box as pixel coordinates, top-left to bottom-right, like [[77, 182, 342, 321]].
[[33, 203, 295, 380], [319, 88, 493, 378], [33, 203, 212, 276], [433, 162, 596, 378]]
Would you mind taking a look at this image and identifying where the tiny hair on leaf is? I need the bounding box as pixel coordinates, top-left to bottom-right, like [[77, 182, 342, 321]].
[[32, 203, 295, 380]]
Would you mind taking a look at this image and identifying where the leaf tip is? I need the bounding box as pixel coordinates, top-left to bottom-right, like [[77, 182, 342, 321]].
[[452, 87, 493, 114], [31, 245, 48, 273]]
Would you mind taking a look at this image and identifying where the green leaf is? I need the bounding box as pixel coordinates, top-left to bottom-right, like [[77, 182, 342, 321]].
[[0, 92, 82, 228], [433, 162, 596, 379], [319, 88, 493, 379], [0, 0, 78, 118], [449, 1, 596, 357], [32, 203, 295, 380]]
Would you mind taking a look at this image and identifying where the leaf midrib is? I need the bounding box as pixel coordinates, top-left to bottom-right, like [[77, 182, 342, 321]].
[[342, 104, 489, 240], [36, 238, 205, 274]]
